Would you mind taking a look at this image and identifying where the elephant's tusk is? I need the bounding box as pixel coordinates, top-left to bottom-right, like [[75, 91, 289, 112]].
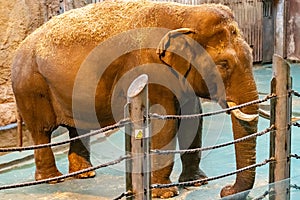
[[292, 117, 300, 122], [258, 108, 300, 122], [227, 101, 259, 122], [259, 108, 270, 120]]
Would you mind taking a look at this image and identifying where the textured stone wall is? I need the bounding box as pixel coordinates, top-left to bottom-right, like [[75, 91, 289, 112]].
[[0, 0, 88, 126]]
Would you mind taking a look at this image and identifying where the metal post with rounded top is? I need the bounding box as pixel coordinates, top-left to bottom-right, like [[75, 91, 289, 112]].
[[125, 74, 151, 199]]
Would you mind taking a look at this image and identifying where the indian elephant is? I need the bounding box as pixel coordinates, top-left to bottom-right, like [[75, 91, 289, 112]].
[[11, 1, 259, 199]]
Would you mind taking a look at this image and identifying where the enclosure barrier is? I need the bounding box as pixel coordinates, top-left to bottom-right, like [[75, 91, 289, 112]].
[[293, 122, 300, 128], [0, 155, 130, 190], [151, 126, 274, 155], [0, 74, 299, 200], [0, 119, 130, 152], [291, 90, 300, 98], [290, 90, 300, 129]]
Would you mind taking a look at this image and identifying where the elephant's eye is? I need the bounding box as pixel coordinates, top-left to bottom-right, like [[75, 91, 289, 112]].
[[217, 61, 228, 69]]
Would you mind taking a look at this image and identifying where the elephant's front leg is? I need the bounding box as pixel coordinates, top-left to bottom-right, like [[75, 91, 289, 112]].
[[67, 127, 96, 178], [149, 95, 178, 198], [151, 118, 178, 198], [177, 97, 207, 184]]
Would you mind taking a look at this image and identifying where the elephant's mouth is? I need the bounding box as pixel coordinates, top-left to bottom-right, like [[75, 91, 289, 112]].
[[218, 99, 228, 110], [227, 101, 259, 122]]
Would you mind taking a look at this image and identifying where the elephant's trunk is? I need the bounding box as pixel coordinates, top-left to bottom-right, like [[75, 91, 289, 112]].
[[221, 91, 258, 199]]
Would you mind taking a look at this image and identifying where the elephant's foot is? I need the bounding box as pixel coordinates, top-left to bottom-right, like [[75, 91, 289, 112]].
[[220, 185, 249, 199], [179, 168, 208, 186], [151, 175, 178, 198], [152, 187, 179, 199], [35, 168, 64, 184], [68, 152, 96, 179]]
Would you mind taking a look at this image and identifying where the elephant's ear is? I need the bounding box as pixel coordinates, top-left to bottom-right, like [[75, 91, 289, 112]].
[[156, 28, 196, 77]]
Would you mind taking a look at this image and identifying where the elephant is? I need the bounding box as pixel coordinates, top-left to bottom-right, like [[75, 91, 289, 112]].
[[11, 1, 259, 199]]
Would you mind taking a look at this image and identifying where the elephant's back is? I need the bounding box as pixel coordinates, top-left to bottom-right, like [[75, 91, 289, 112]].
[[20, 1, 236, 59], [39, 2, 142, 47], [26, 1, 190, 54]]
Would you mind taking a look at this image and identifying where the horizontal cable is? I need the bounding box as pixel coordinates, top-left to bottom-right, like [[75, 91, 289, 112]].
[[0, 118, 130, 152], [291, 184, 300, 190], [149, 94, 276, 120], [151, 125, 275, 155], [290, 154, 300, 160], [252, 190, 271, 200], [251, 183, 300, 200], [113, 191, 134, 200], [292, 122, 300, 128], [151, 158, 275, 189], [0, 155, 130, 190], [291, 90, 300, 97]]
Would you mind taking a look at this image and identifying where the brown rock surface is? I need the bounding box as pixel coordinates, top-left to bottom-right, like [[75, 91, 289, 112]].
[[0, 0, 88, 127], [0, 0, 88, 150], [0, 0, 46, 126]]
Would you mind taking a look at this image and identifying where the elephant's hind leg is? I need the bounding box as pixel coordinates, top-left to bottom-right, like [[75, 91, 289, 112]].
[[33, 131, 63, 183], [23, 106, 63, 182], [67, 127, 96, 178], [12, 51, 63, 182], [13, 81, 62, 182]]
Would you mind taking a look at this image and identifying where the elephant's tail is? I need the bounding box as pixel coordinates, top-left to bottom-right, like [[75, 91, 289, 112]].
[[16, 109, 23, 147]]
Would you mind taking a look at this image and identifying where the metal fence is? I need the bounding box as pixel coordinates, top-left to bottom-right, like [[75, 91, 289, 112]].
[[0, 60, 299, 199], [1, 1, 298, 199]]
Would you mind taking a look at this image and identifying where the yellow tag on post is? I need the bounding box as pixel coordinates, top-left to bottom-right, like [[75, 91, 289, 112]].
[[135, 129, 143, 139]]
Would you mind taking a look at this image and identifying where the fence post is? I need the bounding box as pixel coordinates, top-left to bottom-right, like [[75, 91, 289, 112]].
[[125, 74, 151, 199], [125, 103, 133, 199], [269, 54, 292, 200]]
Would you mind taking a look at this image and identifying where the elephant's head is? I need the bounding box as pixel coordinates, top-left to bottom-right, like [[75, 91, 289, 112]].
[[156, 7, 259, 199]]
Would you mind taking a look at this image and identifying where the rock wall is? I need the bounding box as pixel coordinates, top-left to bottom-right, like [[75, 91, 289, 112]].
[[0, 0, 88, 126]]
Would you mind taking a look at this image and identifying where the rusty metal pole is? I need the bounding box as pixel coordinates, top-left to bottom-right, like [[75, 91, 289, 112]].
[[16, 110, 23, 147], [126, 74, 151, 199], [269, 55, 292, 200]]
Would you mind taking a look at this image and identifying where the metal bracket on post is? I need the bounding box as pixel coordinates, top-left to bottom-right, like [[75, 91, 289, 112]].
[[125, 74, 151, 200], [269, 54, 292, 200]]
